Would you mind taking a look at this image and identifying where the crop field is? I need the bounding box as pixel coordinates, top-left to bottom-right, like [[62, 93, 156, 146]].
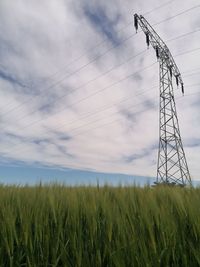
[[0, 184, 200, 266]]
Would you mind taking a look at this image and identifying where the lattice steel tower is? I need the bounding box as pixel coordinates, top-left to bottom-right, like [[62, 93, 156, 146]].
[[134, 14, 191, 186]]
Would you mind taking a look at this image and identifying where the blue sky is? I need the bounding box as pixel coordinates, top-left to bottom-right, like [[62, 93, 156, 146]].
[[0, 163, 153, 186], [0, 0, 200, 185]]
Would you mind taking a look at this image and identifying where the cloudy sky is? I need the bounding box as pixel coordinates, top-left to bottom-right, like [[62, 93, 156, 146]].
[[0, 0, 199, 184]]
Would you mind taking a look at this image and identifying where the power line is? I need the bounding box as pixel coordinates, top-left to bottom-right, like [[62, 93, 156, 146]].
[[174, 47, 200, 58], [2, 27, 200, 128], [5, 45, 200, 132], [0, 1, 176, 115], [47, 0, 175, 81], [142, 0, 175, 16], [33, 0, 176, 81], [3, 49, 148, 119], [152, 4, 200, 27], [1, 4, 199, 117], [167, 28, 200, 43], [1, 32, 138, 115]]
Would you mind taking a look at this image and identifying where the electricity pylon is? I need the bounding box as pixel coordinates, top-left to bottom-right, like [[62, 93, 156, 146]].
[[134, 14, 191, 186]]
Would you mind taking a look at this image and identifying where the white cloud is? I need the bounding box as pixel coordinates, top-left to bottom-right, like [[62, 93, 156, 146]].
[[0, 0, 200, 180]]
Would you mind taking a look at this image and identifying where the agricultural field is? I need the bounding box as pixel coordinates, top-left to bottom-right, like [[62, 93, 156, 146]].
[[0, 184, 200, 266]]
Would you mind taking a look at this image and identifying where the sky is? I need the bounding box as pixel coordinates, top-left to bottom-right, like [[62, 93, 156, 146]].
[[0, 0, 199, 185]]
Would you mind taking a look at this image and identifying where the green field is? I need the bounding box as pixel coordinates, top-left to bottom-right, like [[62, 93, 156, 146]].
[[0, 184, 200, 267]]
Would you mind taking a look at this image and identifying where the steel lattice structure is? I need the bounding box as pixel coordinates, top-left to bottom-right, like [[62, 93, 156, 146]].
[[134, 14, 191, 186]]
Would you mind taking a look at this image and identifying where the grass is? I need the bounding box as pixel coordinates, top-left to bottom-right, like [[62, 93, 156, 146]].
[[0, 184, 200, 266]]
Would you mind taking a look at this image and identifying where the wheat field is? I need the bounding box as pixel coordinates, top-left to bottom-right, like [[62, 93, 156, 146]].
[[0, 184, 200, 266]]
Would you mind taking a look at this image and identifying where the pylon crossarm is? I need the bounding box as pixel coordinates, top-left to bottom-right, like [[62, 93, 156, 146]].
[[134, 14, 184, 90]]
